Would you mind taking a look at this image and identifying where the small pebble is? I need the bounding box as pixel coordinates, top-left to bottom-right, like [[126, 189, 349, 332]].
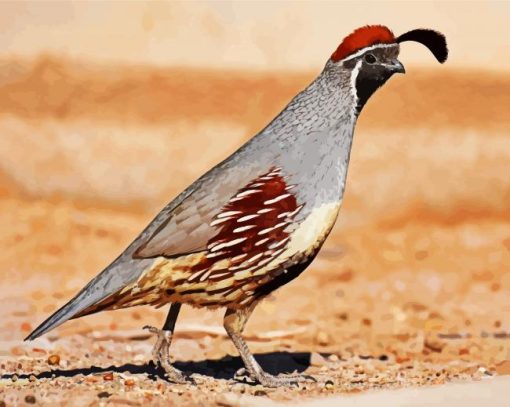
[[315, 331, 330, 346], [328, 354, 339, 362], [25, 395, 36, 404], [324, 380, 335, 390], [254, 389, 267, 396], [47, 354, 61, 366], [97, 391, 111, 398], [11, 374, 18, 382], [103, 372, 114, 381], [29, 374, 37, 382], [310, 352, 328, 367]]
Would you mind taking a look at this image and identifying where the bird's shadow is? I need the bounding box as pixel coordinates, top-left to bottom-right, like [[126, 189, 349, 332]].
[[2, 351, 312, 383]]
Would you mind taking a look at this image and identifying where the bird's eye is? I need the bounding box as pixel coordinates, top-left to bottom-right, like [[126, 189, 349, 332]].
[[364, 53, 376, 64]]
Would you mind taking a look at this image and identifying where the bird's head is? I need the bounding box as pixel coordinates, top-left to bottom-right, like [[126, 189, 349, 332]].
[[329, 25, 448, 113]]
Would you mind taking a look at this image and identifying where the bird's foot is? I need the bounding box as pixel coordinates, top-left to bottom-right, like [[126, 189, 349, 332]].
[[235, 367, 316, 388], [143, 325, 187, 384]]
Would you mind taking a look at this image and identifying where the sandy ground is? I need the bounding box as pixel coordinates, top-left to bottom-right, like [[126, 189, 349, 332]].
[[300, 376, 510, 407], [0, 57, 510, 405]]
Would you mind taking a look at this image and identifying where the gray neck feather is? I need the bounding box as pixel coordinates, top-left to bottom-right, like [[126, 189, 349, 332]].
[[244, 60, 359, 210]]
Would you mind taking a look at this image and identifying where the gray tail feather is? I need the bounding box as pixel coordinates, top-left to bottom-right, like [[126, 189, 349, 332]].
[[25, 258, 149, 341], [25, 288, 88, 341], [24, 275, 106, 341]]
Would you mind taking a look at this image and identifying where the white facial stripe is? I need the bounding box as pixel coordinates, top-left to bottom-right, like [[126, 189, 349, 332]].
[[350, 60, 362, 113], [340, 43, 398, 63]]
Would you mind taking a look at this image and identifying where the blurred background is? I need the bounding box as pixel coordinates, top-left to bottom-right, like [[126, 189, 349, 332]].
[[1, 0, 510, 380]]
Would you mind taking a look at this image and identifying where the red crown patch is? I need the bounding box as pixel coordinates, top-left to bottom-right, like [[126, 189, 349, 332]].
[[331, 25, 396, 62]]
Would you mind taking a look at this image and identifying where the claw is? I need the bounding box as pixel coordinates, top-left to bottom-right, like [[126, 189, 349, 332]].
[[144, 325, 187, 384], [143, 325, 159, 334]]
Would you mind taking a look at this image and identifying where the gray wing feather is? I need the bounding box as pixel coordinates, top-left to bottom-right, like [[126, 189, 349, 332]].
[[133, 192, 223, 258], [132, 158, 266, 259]]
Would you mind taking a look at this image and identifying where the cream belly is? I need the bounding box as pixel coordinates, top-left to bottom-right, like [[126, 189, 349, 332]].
[[263, 201, 341, 272]]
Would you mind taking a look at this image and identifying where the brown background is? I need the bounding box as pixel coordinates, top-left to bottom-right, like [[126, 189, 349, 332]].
[[1, 1, 510, 405]]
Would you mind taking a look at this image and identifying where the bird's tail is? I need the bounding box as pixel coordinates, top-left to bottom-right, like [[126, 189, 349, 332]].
[[25, 258, 150, 341], [25, 280, 96, 341]]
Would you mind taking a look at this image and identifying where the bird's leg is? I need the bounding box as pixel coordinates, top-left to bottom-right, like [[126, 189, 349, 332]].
[[224, 303, 313, 387], [143, 302, 186, 383]]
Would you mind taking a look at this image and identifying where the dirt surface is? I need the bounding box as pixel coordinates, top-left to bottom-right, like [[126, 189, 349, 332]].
[[300, 377, 510, 407], [1, 57, 510, 406]]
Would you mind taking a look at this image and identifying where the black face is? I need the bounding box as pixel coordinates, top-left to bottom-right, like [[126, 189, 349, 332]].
[[343, 45, 403, 114]]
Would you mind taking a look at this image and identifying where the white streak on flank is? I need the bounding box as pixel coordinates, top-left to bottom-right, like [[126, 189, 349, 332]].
[[258, 222, 286, 235], [276, 205, 303, 220], [268, 237, 290, 250], [254, 255, 276, 269], [340, 43, 397, 63], [218, 210, 242, 219], [236, 189, 261, 198], [231, 253, 248, 262], [237, 214, 259, 222], [207, 240, 221, 250], [206, 250, 226, 259], [251, 182, 264, 187], [285, 184, 296, 191], [188, 270, 205, 281], [211, 217, 232, 226], [233, 225, 256, 233], [257, 208, 275, 214], [228, 264, 246, 272], [255, 237, 270, 246], [273, 221, 288, 229], [272, 248, 285, 257], [240, 296, 252, 305], [289, 205, 304, 216], [229, 196, 244, 202], [210, 237, 247, 252], [264, 193, 291, 205], [241, 252, 264, 266], [199, 269, 213, 282], [259, 176, 275, 181]]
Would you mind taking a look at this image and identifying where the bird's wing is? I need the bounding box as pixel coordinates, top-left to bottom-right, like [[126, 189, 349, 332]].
[[178, 165, 303, 284], [132, 187, 227, 258], [79, 165, 305, 312], [132, 165, 267, 259], [26, 163, 305, 340], [132, 165, 302, 263]]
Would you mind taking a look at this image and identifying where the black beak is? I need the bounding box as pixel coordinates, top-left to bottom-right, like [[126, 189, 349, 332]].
[[389, 59, 406, 74]]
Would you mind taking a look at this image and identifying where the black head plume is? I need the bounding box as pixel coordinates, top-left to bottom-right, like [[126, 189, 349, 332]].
[[397, 29, 448, 63]]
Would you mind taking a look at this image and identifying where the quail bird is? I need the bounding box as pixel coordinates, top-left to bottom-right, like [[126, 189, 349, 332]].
[[26, 25, 448, 387]]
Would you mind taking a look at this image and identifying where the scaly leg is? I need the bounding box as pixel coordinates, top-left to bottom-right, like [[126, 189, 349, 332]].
[[223, 303, 313, 387], [144, 302, 186, 383]]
